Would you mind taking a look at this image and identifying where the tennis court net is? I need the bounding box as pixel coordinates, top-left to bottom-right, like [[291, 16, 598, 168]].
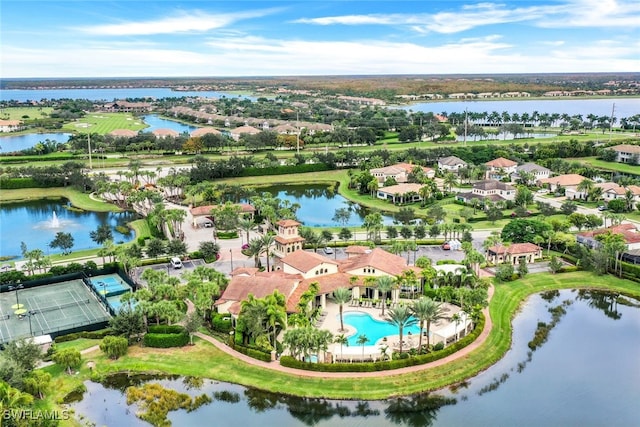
[[33, 298, 92, 314]]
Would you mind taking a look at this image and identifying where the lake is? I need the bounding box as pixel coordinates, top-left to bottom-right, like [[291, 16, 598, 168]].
[[398, 98, 639, 120], [0, 132, 70, 153], [0, 88, 255, 102], [0, 114, 193, 153], [70, 289, 640, 426], [257, 184, 395, 227], [0, 200, 136, 259]]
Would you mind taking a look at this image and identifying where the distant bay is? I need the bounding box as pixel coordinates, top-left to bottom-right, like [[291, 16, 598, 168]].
[[0, 87, 255, 102]]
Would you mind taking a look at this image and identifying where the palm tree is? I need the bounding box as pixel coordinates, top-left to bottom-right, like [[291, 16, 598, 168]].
[[386, 305, 417, 354], [411, 297, 445, 352], [264, 291, 287, 349], [246, 237, 264, 268], [0, 382, 34, 414], [260, 234, 275, 272], [376, 276, 395, 316], [356, 334, 369, 359], [334, 334, 348, 360], [443, 172, 458, 193], [332, 287, 352, 332], [451, 313, 462, 342], [577, 179, 594, 200], [238, 218, 256, 244]]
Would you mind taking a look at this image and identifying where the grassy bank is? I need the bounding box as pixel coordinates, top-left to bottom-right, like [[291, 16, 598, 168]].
[[42, 271, 640, 412], [0, 187, 121, 212]]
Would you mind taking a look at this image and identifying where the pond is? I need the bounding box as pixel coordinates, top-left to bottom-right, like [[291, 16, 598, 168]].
[[0, 132, 70, 153], [70, 289, 640, 426], [256, 184, 395, 227], [0, 199, 136, 259], [141, 114, 198, 134]]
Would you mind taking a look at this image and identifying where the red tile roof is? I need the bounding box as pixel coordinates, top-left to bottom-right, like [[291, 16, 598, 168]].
[[339, 248, 409, 276], [190, 203, 255, 216], [281, 250, 339, 273], [487, 242, 541, 255], [485, 157, 517, 168], [277, 219, 301, 227], [578, 224, 640, 244]]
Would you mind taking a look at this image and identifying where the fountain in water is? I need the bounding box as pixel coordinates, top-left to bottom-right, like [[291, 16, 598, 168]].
[[51, 211, 61, 228]]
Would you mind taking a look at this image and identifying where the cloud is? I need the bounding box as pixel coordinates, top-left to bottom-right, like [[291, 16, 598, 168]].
[[3, 35, 638, 78], [74, 9, 275, 36], [293, 1, 640, 33]]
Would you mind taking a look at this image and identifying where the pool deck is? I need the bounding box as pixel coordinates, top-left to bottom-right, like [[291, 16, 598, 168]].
[[316, 300, 472, 362]]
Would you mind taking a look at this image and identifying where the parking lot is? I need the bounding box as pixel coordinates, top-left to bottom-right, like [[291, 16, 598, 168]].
[[132, 258, 207, 287]]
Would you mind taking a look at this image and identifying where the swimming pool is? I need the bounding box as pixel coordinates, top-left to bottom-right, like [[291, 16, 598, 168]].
[[343, 311, 422, 346]]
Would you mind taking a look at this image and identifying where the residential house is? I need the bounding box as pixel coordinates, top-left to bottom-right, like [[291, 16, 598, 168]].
[[600, 184, 640, 208], [229, 125, 260, 141], [485, 157, 518, 180], [102, 101, 153, 113], [456, 180, 516, 204], [537, 174, 587, 198], [576, 224, 640, 250], [191, 127, 222, 137], [370, 163, 435, 184], [607, 144, 640, 164], [376, 183, 424, 204], [486, 243, 542, 265], [438, 156, 467, 173], [512, 163, 551, 184], [0, 120, 24, 133], [152, 128, 180, 139], [108, 129, 138, 138]]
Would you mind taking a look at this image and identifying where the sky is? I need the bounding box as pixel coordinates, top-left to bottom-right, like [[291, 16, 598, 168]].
[[1, 0, 639, 78]]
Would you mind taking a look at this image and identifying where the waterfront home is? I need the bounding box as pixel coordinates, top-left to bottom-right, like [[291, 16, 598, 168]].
[[191, 127, 222, 137], [376, 183, 424, 204], [607, 144, 640, 164], [0, 119, 24, 132], [230, 125, 261, 141], [576, 224, 640, 250], [370, 162, 435, 184], [109, 129, 138, 138], [152, 128, 180, 139]]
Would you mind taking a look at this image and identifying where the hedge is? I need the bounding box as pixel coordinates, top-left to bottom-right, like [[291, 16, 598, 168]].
[[233, 344, 272, 362], [54, 328, 114, 343], [239, 163, 330, 177], [143, 325, 189, 348], [280, 314, 485, 372]]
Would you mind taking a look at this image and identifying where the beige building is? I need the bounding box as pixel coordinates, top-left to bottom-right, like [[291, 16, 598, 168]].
[[486, 243, 542, 265]]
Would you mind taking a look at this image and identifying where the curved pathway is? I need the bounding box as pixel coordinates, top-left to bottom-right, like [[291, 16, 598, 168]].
[[193, 285, 494, 378]]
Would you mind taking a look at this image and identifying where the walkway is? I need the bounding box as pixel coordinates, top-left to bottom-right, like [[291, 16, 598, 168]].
[[193, 285, 494, 379]]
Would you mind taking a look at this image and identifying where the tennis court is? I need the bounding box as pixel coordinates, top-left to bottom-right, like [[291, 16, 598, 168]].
[[0, 279, 110, 344]]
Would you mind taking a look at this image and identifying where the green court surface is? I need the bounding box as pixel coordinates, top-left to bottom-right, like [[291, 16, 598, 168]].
[[0, 279, 110, 344]]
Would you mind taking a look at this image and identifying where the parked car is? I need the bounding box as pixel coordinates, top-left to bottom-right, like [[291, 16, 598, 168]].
[[537, 188, 549, 194], [597, 205, 607, 211], [441, 242, 451, 250], [323, 247, 334, 254], [170, 257, 183, 269]]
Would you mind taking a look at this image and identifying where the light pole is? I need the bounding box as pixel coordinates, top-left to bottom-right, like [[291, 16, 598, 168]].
[[229, 249, 234, 272], [8, 284, 24, 310], [27, 310, 37, 336]]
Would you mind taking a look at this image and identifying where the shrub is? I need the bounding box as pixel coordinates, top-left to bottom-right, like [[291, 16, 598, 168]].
[[211, 313, 232, 333], [54, 328, 114, 343], [143, 325, 189, 348], [233, 344, 271, 362], [99, 336, 129, 359]]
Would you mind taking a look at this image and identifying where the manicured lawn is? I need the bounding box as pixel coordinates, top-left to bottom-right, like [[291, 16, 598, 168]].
[[570, 156, 640, 175], [0, 187, 121, 212], [41, 271, 640, 408], [62, 113, 147, 135], [0, 107, 53, 120], [54, 338, 101, 352]]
